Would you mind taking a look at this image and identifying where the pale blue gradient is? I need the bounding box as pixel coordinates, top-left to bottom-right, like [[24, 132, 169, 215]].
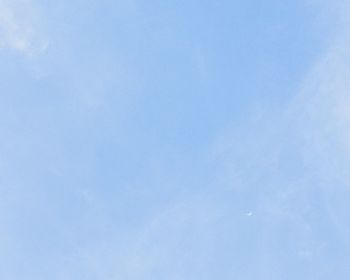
[[1, 0, 350, 279]]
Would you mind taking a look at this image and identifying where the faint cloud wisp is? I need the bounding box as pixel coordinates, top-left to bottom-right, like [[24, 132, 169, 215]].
[[0, 0, 48, 56]]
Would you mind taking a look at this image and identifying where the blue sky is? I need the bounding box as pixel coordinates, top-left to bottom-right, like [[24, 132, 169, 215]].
[[1, 0, 350, 279]]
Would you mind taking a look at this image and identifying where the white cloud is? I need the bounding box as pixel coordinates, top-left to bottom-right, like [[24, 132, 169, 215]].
[[287, 4, 350, 245], [291, 1, 350, 176], [208, 0, 350, 259], [0, 0, 48, 56]]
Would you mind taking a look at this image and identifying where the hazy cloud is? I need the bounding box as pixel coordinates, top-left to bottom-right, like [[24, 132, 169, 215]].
[[0, 0, 48, 55]]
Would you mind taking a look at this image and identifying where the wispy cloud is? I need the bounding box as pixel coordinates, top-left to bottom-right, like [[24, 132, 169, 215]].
[[291, 1, 350, 178], [206, 1, 350, 268], [0, 0, 48, 56], [288, 3, 350, 246]]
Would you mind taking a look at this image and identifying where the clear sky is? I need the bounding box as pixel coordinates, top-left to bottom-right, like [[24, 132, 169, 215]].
[[1, 0, 350, 279]]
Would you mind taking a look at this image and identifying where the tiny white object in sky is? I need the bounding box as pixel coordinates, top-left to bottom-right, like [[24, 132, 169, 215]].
[[246, 212, 253, 217]]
